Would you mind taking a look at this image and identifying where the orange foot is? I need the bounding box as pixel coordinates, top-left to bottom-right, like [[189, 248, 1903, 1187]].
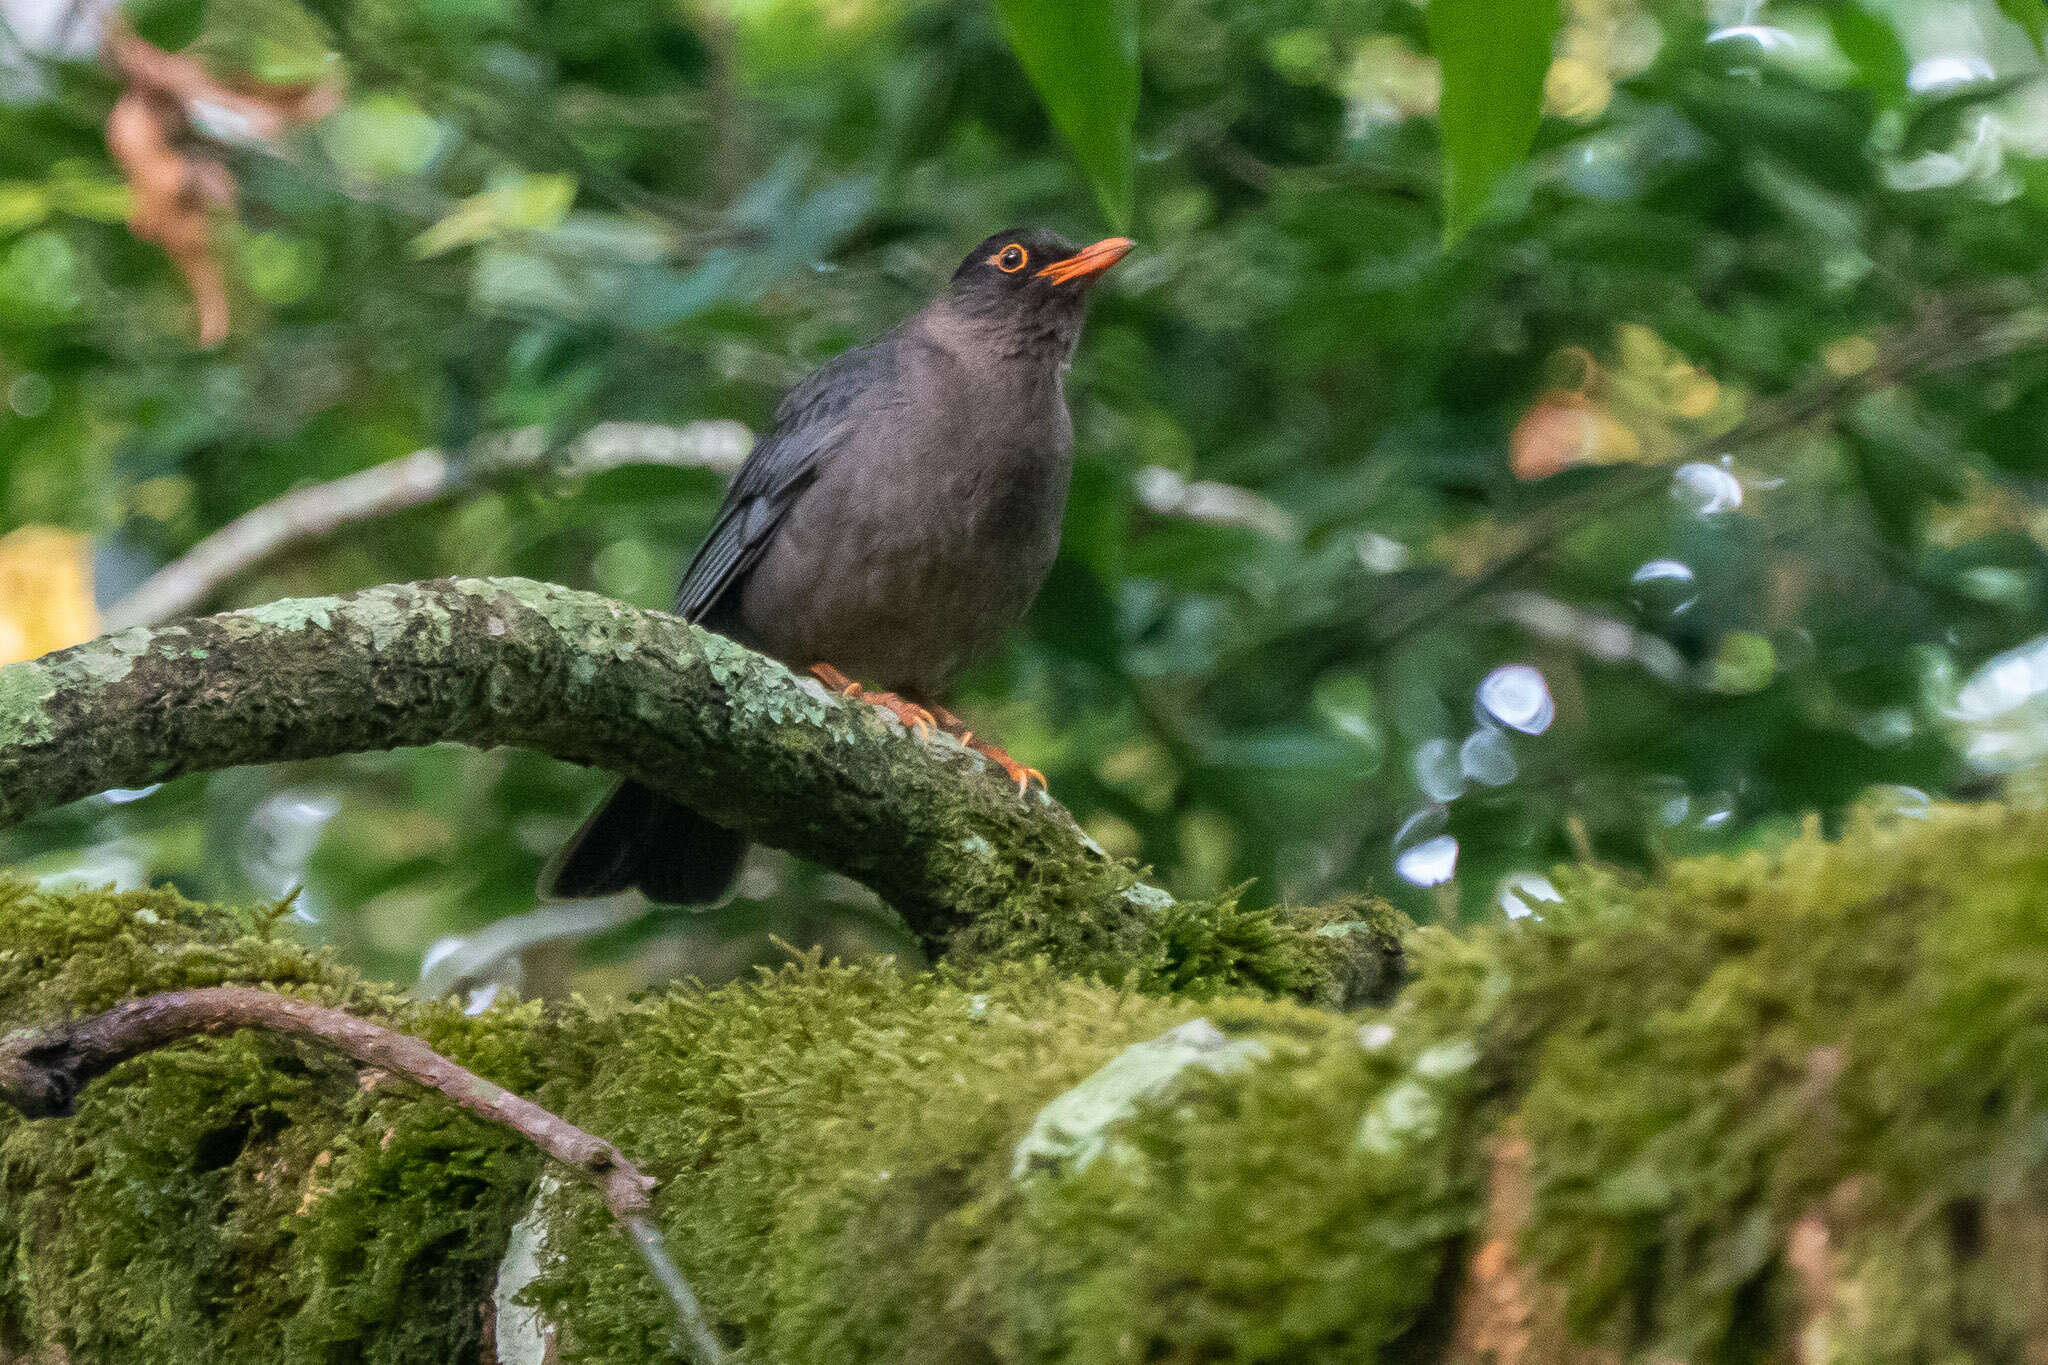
[[807, 663, 934, 737], [928, 702, 1046, 798]]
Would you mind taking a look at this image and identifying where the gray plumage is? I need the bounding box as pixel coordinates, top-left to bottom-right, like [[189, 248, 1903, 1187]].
[[546, 228, 1130, 903]]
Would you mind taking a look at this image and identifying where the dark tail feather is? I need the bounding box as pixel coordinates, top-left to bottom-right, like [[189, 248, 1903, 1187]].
[[543, 780, 748, 904]]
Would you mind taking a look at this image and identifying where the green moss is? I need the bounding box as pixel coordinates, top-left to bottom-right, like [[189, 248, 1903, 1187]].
[[68, 628, 154, 683], [0, 879, 1483, 1363], [946, 875, 1410, 1010], [697, 629, 838, 730], [526, 958, 1485, 1364], [0, 662, 56, 746], [21, 798, 2048, 1361], [0, 878, 342, 1026], [1499, 799, 2048, 1362], [0, 878, 541, 1363], [234, 595, 346, 633]]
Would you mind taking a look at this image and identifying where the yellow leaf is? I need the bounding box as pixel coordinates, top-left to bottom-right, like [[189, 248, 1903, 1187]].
[[1510, 391, 1641, 479], [0, 182, 50, 234], [1543, 55, 1611, 120], [1824, 335, 1878, 378], [410, 195, 500, 258], [497, 173, 576, 230], [1669, 371, 1721, 420], [411, 174, 577, 258], [0, 526, 99, 665]]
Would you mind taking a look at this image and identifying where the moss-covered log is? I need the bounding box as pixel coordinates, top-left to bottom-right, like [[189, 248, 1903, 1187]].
[[0, 874, 1475, 1363], [11, 798, 2048, 1361], [0, 577, 1396, 1000]]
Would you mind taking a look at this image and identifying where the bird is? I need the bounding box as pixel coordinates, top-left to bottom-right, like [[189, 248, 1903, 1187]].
[[544, 227, 1135, 904]]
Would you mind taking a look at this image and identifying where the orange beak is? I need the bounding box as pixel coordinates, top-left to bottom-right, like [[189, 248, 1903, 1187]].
[[1036, 236, 1135, 286]]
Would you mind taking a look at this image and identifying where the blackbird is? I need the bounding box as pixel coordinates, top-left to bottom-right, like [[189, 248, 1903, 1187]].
[[545, 228, 1134, 903]]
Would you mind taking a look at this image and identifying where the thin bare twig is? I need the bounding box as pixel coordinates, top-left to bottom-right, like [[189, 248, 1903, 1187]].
[[102, 420, 753, 629], [0, 985, 726, 1362], [1133, 466, 1298, 538]]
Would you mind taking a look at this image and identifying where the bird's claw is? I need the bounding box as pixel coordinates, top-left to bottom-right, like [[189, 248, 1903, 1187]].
[[864, 691, 936, 738], [967, 736, 1043, 798], [809, 666, 936, 736], [810, 669, 1039, 794], [928, 702, 1045, 797]]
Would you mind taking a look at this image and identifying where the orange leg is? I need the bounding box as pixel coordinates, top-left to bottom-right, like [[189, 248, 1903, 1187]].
[[807, 663, 934, 737], [809, 662, 861, 695], [810, 667, 1041, 795], [927, 702, 1045, 797]]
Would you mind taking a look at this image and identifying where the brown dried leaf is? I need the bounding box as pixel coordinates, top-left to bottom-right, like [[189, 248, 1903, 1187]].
[[100, 24, 340, 346]]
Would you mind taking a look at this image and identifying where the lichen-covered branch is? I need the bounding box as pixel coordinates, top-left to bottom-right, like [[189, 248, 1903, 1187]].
[[0, 576, 1393, 996]]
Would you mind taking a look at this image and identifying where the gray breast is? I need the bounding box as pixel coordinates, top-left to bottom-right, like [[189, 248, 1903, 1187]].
[[734, 322, 1074, 697]]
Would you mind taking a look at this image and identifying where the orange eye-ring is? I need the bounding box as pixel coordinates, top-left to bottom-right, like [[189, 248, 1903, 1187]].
[[993, 244, 1029, 273]]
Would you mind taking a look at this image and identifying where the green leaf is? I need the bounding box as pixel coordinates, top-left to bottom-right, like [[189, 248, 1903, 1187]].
[[498, 172, 578, 230], [1823, 3, 1909, 105], [992, 0, 1139, 231], [411, 197, 499, 259], [0, 229, 84, 322], [238, 232, 322, 305], [46, 162, 131, 224], [125, 0, 206, 50], [1996, 0, 2047, 52], [319, 94, 448, 183], [1899, 73, 2033, 156], [1710, 632, 1777, 695], [1426, 0, 1561, 242]]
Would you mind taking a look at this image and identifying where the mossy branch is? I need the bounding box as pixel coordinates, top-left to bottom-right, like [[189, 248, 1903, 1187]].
[[0, 876, 1460, 1362], [0, 576, 1393, 997], [11, 800, 2048, 1358], [0, 984, 725, 1361]]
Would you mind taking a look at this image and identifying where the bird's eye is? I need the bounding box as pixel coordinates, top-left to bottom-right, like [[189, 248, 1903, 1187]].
[[993, 244, 1029, 273]]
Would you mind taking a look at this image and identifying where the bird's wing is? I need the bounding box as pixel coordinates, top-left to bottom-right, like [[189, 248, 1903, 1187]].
[[672, 339, 894, 622]]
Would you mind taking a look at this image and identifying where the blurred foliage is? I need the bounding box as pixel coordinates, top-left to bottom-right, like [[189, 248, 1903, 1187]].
[[1429, 0, 1561, 240], [7, 0, 2048, 1000]]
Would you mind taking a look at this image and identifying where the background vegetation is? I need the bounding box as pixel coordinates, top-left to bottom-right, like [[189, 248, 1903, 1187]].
[[5, 0, 2048, 998]]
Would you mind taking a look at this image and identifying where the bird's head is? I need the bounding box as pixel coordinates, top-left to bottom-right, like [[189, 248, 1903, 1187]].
[[944, 228, 1134, 356]]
